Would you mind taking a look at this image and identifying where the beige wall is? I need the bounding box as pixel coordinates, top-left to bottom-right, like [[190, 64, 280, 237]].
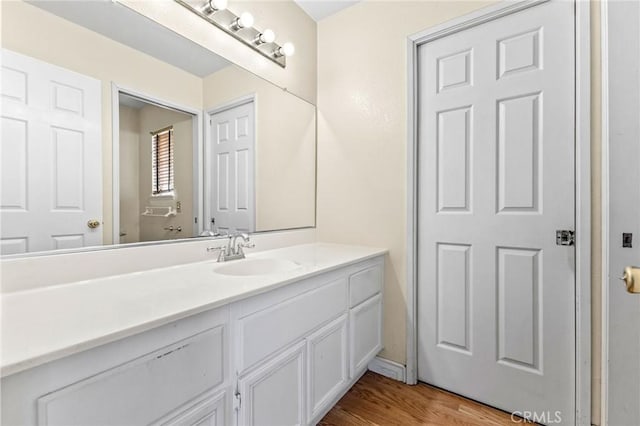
[[137, 105, 194, 242], [316, 1, 603, 422], [118, 105, 141, 244], [203, 66, 316, 232], [120, 0, 317, 104], [317, 0, 495, 367], [1, 0, 203, 245]]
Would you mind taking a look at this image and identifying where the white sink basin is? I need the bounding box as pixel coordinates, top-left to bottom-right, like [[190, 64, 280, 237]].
[[213, 258, 301, 276]]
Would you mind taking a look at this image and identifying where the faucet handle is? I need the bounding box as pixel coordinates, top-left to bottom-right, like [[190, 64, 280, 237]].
[[240, 242, 255, 249], [207, 245, 229, 262]]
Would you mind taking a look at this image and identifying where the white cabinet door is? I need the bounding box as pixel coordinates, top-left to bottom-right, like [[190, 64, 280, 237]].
[[238, 341, 305, 426], [349, 294, 382, 377], [307, 314, 348, 424], [0, 49, 102, 254]]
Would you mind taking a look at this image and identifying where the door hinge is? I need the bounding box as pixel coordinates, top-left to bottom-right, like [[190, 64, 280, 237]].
[[233, 391, 241, 411], [556, 230, 575, 246], [233, 373, 241, 412]]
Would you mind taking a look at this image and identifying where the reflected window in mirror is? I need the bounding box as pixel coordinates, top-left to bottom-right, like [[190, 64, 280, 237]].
[[151, 127, 175, 197]]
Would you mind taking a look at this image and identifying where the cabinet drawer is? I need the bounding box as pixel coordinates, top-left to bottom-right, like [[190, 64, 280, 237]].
[[37, 326, 226, 426], [350, 294, 383, 376], [238, 278, 347, 372], [349, 265, 382, 308]]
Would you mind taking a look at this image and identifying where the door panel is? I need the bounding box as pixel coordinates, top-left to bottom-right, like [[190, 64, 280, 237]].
[[0, 49, 102, 254], [208, 101, 255, 234], [606, 1, 640, 424], [417, 1, 575, 421]]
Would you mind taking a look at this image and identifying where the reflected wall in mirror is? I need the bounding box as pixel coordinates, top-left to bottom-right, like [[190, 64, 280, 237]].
[[203, 65, 316, 233], [0, 0, 316, 256]]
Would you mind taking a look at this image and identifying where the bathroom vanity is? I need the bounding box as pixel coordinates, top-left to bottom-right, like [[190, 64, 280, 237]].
[[1, 243, 385, 425]]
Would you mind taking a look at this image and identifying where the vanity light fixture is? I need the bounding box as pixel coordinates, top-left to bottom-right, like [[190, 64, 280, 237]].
[[255, 29, 276, 45], [231, 12, 254, 30], [175, 0, 294, 67], [205, 0, 227, 13], [275, 42, 295, 57]]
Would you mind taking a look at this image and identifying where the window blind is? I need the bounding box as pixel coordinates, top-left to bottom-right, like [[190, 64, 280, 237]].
[[151, 127, 174, 195]]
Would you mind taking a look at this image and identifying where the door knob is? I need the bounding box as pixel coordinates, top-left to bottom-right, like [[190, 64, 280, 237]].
[[87, 219, 101, 229], [619, 266, 640, 294]]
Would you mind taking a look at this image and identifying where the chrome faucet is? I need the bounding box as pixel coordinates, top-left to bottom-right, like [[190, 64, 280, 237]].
[[231, 232, 249, 250], [207, 231, 254, 262]]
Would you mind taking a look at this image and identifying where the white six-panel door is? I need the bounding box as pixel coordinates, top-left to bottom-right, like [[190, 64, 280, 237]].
[[417, 1, 576, 421], [605, 1, 640, 424], [1, 49, 102, 255], [208, 101, 255, 234]]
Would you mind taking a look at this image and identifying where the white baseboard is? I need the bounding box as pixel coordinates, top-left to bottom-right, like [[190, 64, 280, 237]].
[[368, 356, 406, 382]]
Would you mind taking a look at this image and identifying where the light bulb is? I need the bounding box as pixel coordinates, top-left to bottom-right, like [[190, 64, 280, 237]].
[[233, 12, 254, 29], [257, 29, 276, 44], [208, 0, 227, 12], [276, 42, 295, 57]]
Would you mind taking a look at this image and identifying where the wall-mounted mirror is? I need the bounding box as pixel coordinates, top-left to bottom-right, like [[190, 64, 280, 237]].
[[0, 0, 316, 255]]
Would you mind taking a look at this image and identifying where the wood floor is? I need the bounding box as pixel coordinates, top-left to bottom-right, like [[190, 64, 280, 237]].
[[319, 372, 518, 426]]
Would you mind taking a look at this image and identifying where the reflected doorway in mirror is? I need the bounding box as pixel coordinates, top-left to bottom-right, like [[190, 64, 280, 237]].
[[113, 86, 203, 245]]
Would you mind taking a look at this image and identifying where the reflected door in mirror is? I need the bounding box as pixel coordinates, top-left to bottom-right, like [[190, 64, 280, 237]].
[[1, 49, 102, 255], [208, 100, 255, 234]]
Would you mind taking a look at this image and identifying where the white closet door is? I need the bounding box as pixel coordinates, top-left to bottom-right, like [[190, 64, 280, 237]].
[[417, 1, 576, 422], [606, 1, 640, 424], [1, 49, 102, 255], [208, 101, 255, 234]]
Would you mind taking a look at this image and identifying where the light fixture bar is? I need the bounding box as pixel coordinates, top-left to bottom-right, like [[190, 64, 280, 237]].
[[175, 0, 290, 68]]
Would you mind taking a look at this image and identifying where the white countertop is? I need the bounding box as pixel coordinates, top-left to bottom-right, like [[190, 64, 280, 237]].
[[1, 243, 386, 377]]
